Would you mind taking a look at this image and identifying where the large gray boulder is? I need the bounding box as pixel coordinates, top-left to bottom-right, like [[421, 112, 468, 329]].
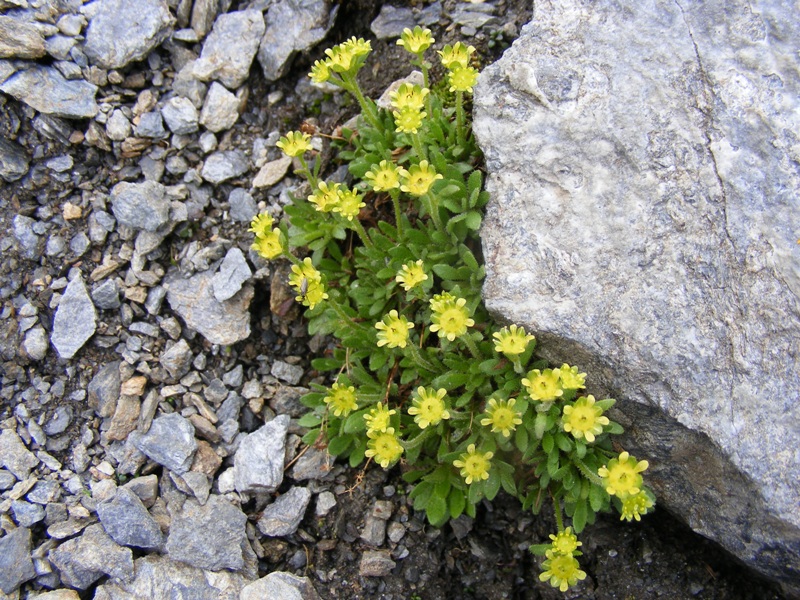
[[473, 0, 800, 594]]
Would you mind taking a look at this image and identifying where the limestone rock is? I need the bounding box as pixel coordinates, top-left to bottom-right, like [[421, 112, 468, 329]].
[[257, 486, 311, 537], [0, 15, 45, 59], [192, 9, 265, 90], [473, 0, 800, 593], [51, 275, 96, 360], [94, 555, 247, 599], [257, 0, 337, 83], [0, 138, 29, 182], [82, 0, 174, 69], [110, 180, 170, 232], [234, 415, 289, 494], [128, 412, 197, 474], [0, 65, 98, 119], [0, 526, 36, 594], [97, 486, 163, 549], [164, 267, 253, 346], [240, 572, 321, 600], [49, 524, 134, 590]]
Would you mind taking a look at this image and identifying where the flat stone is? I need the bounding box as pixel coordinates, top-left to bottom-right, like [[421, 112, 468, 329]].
[[135, 111, 166, 138], [11, 499, 45, 527], [0, 527, 36, 594], [165, 495, 246, 571], [473, 1, 800, 593], [0, 430, 38, 480], [88, 361, 121, 418], [257, 486, 311, 537], [110, 180, 170, 232], [271, 360, 303, 385], [0, 137, 29, 182], [22, 326, 48, 361], [48, 524, 134, 590], [234, 414, 289, 494], [97, 486, 163, 549], [228, 188, 258, 222], [252, 155, 292, 188], [192, 9, 265, 89], [315, 491, 336, 517], [191, 0, 218, 38], [32, 590, 81, 600], [290, 445, 334, 481], [257, 0, 337, 83], [13, 214, 40, 259], [161, 96, 199, 135], [0, 65, 97, 119], [83, 0, 174, 69], [128, 412, 197, 474], [212, 247, 252, 302], [122, 474, 159, 507], [358, 549, 395, 577], [160, 338, 192, 378], [43, 405, 73, 435], [201, 149, 249, 184], [370, 4, 415, 39], [0, 15, 45, 59], [198, 81, 239, 132], [93, 555, 247, 600], [164, 268, 253, 346], [51, 275, 96, 360], [240, 572, 321, 600], [106, 109, 131, 141]]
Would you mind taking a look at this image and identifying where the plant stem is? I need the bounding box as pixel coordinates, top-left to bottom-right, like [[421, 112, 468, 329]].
[[402, 426, 434, 450], [298, 155, 318, 189], [455, 90, 465, 146], [423, 192, 443, 231], [462, 334, 480, 358], [327, 296, 372, 336], [342, 72, 381, 130], [552, 494, 565, 533], [348, 218, 373, 248], [390, 189, 403, 238], [411, 131, 427, 161]]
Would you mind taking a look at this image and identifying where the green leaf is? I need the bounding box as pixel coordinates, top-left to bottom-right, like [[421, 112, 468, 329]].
[[311, 357, 343, 371], [589, 483, 607, 512], [500, 469, 517, 495], [302, 428, 322, 445], [595, 398, 616, 411], [296, 413, 322, 428], [528, 543, 551, 557], [410, 481, 434, 510], [572, 499, 588, 533], [327, 434, 353, 456], [426, 493, 448, 525], [448, 487, 466, 519], [464, 211, 482, 230], [606, 421, 624, 435], [349, 438, 367, 467], [542, 432, 554, 454], [556, 433, 573, 452], [515, 425, 529, 453], [343, 410, 367, 434], [485, 469, 501, 500]]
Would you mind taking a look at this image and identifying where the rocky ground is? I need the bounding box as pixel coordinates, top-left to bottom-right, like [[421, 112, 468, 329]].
[[0, 0, 789, 599]]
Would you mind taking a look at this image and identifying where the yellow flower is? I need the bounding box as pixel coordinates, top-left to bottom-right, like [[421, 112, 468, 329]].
[[342, 36, 372, 59], [276, 131, 312, 157], [393, 107, 426, 134], [447, 66, 479, 94], [598, 451, 649, 499], [251, 229, 283, 259], [492, 324, 535, 355], [364, 160, 405, 192], [396, 26, 434, 54], [248, 212, 274, 237], [375, 310, 414, 349], [430, 295, 474, 341], [365, 427, 403, 468], [333, 187, 365, 221], [453, 443, 493, 485], [289, 257, 328, 309], [400, 160, 443, 196], [547, 527, 582, 556], [395, 260, 428, 291], [408, 387, 450, 429], [438, 42, 476, 70], [389, 82, 429, 112], [558, 364, 586, 390], [324, 44, 357, 73], [539, 553, 586, 592], [308, 181, 342, 213], [619, 490, 655, 522], [521, 368, 563, 402], [480, 397, 522, 438], [309, 59, 331, 84], [561, 395, 610, 443], [429, 292, 455, 313], [324, 382, 357, 417], [363, 403, 396, 434]]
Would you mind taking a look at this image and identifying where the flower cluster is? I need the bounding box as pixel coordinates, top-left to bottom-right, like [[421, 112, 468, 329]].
[[307, 181, 365, 220], [375, 310, 414, 349], [538, 527, 587, 592], [409, 387, 450, 429], [439, 42, 479, 93], [323, 382, 357, 417], [288, 257, 328, 309], [365, 428, 403, 468], [249, 212, 284, 260], [309, 36, 372, 84]]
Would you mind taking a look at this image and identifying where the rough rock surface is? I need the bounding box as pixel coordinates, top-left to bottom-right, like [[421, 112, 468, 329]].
[[473, 0, 800, 592], [109, 181, 170, 232], [48, 523, 134, 589], [51, 275, 96, 360], [0, 66, 98, 119], [128, 412, 197, 474], [82, 0, 174, 69], [257, 0, 337, 83], [164, 268, 253, 345], [234, 414, 289, 494], [240, 572, 321, 600], [0, 527, 36, 594], [96, 486, 163, 549]]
